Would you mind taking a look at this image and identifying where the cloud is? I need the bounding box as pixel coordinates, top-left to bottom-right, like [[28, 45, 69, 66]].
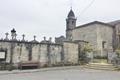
[[0, 0, 120, 41]]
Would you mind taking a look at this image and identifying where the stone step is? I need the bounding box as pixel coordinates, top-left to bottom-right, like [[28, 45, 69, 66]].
[[83, 63, 118, 71]]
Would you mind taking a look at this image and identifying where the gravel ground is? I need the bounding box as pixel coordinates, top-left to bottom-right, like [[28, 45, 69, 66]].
[[0, 68, 119, 80]]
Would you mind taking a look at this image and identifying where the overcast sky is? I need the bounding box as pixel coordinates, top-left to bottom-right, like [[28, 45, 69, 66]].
[[0, 0, 120, 42]]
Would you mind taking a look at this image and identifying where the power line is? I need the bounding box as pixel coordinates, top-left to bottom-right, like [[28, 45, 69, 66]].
[[78, 0, 95, 17], [69, 0, 73, 9]]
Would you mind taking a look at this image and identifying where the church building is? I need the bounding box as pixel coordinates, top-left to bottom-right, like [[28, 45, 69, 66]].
[[63, 9, 120, 57], [0, 9, 120, 70]]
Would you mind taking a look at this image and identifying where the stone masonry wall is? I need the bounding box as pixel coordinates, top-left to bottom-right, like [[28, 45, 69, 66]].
[[0, 41, 63, 67], [96, 24, 113, 56], [72, 23, 113, 56], [72, 24, 97, 49], [63, 42, 78, 64]]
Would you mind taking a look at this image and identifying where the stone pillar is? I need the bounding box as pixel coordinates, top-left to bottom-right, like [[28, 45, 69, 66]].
[[9, 28, 16, 71], [14, 33, 17, 40], [33, 35, 36, 41]]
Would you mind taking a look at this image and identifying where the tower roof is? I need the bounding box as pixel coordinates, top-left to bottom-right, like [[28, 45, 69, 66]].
[[67, 9, 75, 18]]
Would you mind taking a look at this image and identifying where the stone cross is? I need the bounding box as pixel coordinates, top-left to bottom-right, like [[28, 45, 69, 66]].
[[34, 35, 36, 41], [5, 32, 9, 40], [22, 34, 25, 41], [43, 36, 46, 41], [49, 37, 52, 42]]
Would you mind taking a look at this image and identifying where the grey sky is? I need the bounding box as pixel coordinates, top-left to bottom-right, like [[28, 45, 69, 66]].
[[0, 0, 120, 41]]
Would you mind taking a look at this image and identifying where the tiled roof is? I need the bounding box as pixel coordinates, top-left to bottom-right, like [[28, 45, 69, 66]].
[[108, 20, 120, 26], [74, 21, 114, 29]]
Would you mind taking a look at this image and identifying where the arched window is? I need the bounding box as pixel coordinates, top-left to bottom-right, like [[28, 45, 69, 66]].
[[67, 21, 69, 24], [72, 21, 74, 24]]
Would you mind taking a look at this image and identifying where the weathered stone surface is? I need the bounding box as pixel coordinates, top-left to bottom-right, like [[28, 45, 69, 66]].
[[72, 23, 113, 56], [0, 41, 63, 68], [63, 42, 78, 64]]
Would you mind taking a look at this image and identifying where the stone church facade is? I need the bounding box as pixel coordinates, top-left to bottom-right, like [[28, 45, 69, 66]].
[[64, 9, 120, 57], [0, 9, 120, 70]]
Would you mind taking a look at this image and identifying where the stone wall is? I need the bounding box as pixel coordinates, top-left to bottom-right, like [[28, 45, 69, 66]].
[[0, 42, 11, 63], [0, 40, 63, 67], [72, 24, 97, 49], [72, 23, 113, 56], [96, 24, 113, 56], [63, 42, 78, 64], [114, 23, 120, 48]]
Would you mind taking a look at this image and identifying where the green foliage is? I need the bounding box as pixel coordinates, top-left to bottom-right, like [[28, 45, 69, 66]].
[[94, 56, 107, 59], [115, 48, 120, 58], [78, 43, 93, 64], [83, 43, 93, 53]]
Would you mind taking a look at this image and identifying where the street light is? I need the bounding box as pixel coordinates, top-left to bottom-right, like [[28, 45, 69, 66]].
[[9, 28, 16, 71]]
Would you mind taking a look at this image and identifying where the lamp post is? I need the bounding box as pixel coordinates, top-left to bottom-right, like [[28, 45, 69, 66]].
[[9, 28, 16, 71], [11, 28, 16, 39]]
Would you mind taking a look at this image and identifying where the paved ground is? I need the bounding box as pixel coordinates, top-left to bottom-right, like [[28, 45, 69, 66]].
[[0, 67, 120, 80]]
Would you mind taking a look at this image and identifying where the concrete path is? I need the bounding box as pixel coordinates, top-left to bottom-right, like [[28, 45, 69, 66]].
[[0, 66, 82, 75], [0, 66, 119, 80]]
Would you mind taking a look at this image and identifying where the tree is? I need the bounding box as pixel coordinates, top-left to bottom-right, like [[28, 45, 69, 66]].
[[115, 48, 120, 58], [79, 42, 93, 64]]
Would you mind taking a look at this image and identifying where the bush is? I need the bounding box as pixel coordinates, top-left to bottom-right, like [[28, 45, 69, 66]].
[[94, 56, 107, 59]]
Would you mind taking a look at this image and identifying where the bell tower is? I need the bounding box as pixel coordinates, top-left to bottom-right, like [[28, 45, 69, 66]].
[[66, 9, 76, 41]]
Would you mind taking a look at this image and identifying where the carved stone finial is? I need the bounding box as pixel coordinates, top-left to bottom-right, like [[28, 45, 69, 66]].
[[22, 34, 25, 41], [5, 32, 9, 40], [34, 35, 36, 41], [49, 37, 52, 42], [43, 36, 46, 41]]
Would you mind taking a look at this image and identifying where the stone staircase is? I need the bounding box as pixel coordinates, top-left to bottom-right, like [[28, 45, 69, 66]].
[[83, 63, 118, 71]]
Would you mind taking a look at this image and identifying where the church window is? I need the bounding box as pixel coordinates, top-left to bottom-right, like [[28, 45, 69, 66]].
[[102, 41, 106, 49], [72, 21, 74, 24], [67, 21, 69, 24]]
